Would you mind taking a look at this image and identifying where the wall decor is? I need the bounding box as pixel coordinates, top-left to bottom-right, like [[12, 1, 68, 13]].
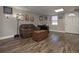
[[25, 15, 29, 21], [39, 16, 43, 21], [39, 16, 48, 21], [29, 16, 31, 20], [44, 16, 48, 20], [3, 6, 13, 14], [30, 16, 34, 22]]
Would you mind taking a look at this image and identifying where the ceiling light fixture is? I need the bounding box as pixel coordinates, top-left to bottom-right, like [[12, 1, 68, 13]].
[[54, 8, 64, 12], [68, 13, 75, 16]]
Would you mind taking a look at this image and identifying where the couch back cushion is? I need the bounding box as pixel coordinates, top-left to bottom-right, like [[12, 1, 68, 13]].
[[20, 24, 36, 29]]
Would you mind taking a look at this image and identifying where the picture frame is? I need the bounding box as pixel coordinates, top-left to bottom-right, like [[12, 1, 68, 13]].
[[25, 15, 29, 21], [30, 16, 34, 22], [3, 6, 13, 14], [39, 16, 43, 21], [44, 16, 48, 20]]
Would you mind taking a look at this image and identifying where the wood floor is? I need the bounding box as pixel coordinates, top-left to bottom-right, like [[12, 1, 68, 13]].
[[0, 32, 79, 53]]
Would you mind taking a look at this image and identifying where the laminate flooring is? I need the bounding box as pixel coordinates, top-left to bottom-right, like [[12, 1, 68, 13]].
[[0, 32, 79, 53]]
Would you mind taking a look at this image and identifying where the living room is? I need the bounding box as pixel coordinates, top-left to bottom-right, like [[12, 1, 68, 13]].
[[0, 6, 79, 53]]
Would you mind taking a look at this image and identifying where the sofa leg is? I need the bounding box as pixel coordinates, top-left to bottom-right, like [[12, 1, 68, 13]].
[[14, 34, 20, 38]]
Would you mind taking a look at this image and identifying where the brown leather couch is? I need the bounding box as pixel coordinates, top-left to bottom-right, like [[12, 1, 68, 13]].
[[32, 30, 48, 42], [19, 24, 39, 38]]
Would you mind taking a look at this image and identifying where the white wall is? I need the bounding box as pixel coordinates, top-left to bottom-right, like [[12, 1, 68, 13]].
[[48, 12, 79, 34], [13, 8, 40, 25], [0, 7, 3, 38], [0, 6, 39, 39], [48, 14, 65, 32]]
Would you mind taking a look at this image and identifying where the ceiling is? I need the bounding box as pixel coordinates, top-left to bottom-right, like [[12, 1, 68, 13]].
[[14, 6, 79, 15]]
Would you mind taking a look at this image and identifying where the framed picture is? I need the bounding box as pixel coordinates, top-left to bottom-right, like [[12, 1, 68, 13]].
[[25, 15, 29, 21], [30, 16, 34, 22], [44, 16, 48, 20], [39, 16, 43, 21], [3, 6, 13, 14]]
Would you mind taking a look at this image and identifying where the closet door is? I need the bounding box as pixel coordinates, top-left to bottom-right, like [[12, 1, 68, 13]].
[[65, 12, 79, 34]]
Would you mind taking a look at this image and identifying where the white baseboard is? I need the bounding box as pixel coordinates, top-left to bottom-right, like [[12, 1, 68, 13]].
[[0, 35, 14, 40], [49, 30, 79, 34], [49, 30, 66, 33], [65, 31, 79, 35]]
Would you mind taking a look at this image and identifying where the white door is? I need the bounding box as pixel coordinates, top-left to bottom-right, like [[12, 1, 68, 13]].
[[65, 12, 79, 34]]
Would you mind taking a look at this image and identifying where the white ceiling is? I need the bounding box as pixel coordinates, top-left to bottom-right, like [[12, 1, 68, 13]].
[[14, 6, 79, 15]]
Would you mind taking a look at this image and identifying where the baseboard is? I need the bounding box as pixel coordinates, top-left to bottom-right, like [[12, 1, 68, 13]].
[[49, 30, 66, 33], [0, 35, 14, 40], [49, 30, 79, 35], [65, 32, 79, 35]]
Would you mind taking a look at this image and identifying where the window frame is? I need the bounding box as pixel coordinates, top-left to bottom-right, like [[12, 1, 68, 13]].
[[51, 15, 58, 25]]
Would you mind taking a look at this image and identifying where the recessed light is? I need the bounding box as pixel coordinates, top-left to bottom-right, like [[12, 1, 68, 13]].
[[54, 8, 64, 12]]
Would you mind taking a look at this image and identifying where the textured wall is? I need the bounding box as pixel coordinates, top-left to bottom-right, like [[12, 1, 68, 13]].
[[0, 6, 39, 39], [48, 12, 79, 34], [48, 15, 65, 32]]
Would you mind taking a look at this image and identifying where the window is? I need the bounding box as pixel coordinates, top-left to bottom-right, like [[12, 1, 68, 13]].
[[51, 16, 58, 25]]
